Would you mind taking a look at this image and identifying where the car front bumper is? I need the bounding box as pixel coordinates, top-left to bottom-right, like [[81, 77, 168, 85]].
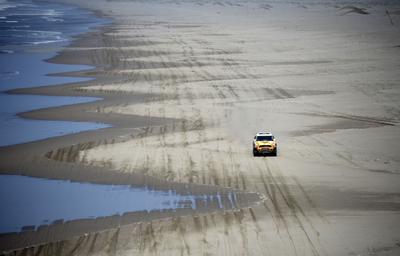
[[255, 147, 275, 153]]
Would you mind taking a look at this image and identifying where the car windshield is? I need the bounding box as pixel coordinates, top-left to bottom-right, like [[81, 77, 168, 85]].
[[256, 136, 273, 141]]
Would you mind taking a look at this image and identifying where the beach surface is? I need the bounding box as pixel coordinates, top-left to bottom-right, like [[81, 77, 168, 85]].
[[1, 0, 400, 255]]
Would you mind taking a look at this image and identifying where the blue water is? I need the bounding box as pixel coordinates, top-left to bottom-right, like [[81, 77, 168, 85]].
[[0, 51, 93, 91], [0, 0, 105, 88], [0, 175, 235, 233], [0, 94, 109, 146], [0, 0, 110, 147], [0, 0, 106, 47]]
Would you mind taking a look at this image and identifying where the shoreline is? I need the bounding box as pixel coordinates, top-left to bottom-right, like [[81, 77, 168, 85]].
[[1, 0, 400, 255], [0, 3, 264, 252], [0, 0, 112, 147]]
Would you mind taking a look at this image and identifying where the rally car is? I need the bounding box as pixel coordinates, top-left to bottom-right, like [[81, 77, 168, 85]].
[[252, 132, 277, 156]]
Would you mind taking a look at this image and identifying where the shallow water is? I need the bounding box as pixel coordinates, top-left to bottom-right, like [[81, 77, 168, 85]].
[[0, 94, 110, 147], [0, 175, 236, 233], [0, 0, 104, 87], [0, 0, 105, 47], [0, 51, 92, 92], [0, 0, 110, 146]]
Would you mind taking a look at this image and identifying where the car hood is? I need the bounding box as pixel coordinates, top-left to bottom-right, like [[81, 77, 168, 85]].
[[255, 141, 275, 146]]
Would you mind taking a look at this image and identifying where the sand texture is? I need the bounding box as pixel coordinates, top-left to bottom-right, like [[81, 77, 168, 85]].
[[1, 0, 400, 255]]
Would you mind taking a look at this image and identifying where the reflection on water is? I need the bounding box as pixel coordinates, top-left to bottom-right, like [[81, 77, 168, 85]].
[[0, 175, 238, 234]]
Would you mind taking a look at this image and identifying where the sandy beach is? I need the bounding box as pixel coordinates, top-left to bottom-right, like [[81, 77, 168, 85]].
[[1, 0, 400, 255]]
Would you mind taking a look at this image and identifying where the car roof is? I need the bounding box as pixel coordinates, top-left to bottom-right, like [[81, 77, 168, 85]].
[[256, 132, 273, 136]]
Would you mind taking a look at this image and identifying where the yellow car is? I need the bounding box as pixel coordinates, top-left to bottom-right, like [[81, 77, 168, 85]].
[[252, 132, 277, 156]]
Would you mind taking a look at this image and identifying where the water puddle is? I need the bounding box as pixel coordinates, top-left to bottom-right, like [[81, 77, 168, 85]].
[[0, 51, 93, 91], [0, 93, 110, 147], [0, 175, 239, 234]]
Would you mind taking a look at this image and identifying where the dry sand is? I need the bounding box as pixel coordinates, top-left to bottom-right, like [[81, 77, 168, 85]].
[[1, 0, 400, 255]]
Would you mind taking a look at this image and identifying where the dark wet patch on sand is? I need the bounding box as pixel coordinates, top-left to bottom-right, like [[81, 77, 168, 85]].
[[307, 185, 400, 213], [164, 24, 204, 29], [337, 6, 370, 15], [260, 60, 332, 66], [365, 169, 400, 175], [291, 112, 395, 136], [201, 33, 231, 37], [234, 88, 333, 103]]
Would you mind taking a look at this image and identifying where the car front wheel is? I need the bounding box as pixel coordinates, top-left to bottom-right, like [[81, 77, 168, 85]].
[[253, 148, 258, 157]]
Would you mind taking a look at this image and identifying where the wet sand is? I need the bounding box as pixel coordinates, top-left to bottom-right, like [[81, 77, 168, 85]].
[[1, 0, 400, 255]]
